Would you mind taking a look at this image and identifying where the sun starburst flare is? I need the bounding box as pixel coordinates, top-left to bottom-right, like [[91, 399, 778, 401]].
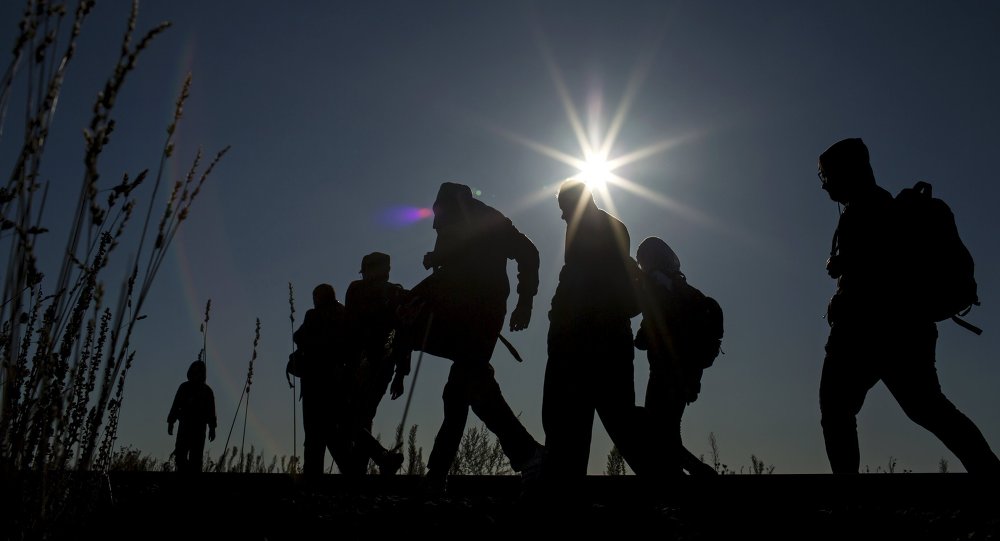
[[488, 25, 701, 222]]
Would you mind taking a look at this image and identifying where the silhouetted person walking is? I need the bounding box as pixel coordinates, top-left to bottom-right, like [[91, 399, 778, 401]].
[[167, 360, 216, 472], [817, 137, 1000, 473], [343, 252, 410, 473], [634, 236, 717, 477], [542, 180, 664, 482], [409, 182, 544, 492], [292, 283, 403, 476]]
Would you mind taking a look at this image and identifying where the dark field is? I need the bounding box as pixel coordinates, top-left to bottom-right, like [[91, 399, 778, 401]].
[[5, 472, 998, 540]]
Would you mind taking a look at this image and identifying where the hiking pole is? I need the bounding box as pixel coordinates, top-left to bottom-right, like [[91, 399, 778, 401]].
[[394, 311, 434, 451]]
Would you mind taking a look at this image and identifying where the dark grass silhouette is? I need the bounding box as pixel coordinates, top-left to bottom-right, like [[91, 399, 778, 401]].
[[5, 471, 996, 541]]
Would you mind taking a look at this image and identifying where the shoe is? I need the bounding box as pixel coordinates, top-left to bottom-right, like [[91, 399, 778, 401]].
[[379, 451, 404, 476], [518, 445, 547, 482], [422, 473, 447, 497], [685, 460, 718, 477]]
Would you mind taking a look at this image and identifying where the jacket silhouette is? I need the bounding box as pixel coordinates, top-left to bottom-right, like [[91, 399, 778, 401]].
[[409, 182, 544, 492]]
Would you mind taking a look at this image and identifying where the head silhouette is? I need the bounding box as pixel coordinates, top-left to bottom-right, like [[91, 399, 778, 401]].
[[360, 252, 390, 281], [187, 360, 207, 384], [556, 179, 596, 222], [818, 138, 876, 204], [432, 182, 474, 229], [636, 236, 681, 274], [312, 283, 337, 309]]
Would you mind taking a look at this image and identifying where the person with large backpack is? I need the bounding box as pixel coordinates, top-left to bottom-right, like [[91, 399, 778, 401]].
[[634, 236, 719, 477], [817, 137, 999, 473], [406, 182, 545, 494]]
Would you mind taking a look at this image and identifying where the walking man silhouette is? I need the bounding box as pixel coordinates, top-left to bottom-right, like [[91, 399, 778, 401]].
[[292, 284, 403, 476], [817, 137, 999, 473], [542, 179, 665, 483], [343, 252, 410, 473], [410, 182, 544, 493]]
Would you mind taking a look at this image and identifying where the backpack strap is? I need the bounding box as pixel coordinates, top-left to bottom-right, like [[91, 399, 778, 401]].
[[952, 315, 983, 336]]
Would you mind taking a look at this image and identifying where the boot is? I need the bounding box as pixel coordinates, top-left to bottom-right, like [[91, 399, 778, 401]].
[[378, 449, 404, 476]]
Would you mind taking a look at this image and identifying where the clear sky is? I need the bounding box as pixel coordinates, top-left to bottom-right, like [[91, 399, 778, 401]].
[[2, 0, 999, 474]]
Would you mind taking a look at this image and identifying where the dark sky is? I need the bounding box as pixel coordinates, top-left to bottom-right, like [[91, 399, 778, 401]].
[[2, 0, 999, 474]]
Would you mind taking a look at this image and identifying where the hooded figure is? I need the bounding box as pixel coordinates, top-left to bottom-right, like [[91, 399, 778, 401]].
[[412, 182, 539, 361], [407, 181, 544, 493], [817, 138, 1000, 474], [167, 360, 217, 472], [634, 236, 717, 477]]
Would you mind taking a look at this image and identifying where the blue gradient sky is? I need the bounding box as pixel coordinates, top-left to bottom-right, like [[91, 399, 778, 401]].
[[2, 1, 999, 474]]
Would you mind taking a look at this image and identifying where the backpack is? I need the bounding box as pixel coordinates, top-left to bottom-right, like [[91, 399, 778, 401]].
[[683, 282, 725, 369], [894, 181, 981, 334]]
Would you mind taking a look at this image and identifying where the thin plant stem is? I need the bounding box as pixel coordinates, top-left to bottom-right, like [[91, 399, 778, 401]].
[[288, 282, 296, 465]]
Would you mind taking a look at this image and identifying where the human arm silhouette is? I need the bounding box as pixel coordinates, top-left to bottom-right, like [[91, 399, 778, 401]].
[[207, 386, 217, 442], [505, 221, 539, 332], [390, 372, 405, 400], [166, 384, 183, 436]]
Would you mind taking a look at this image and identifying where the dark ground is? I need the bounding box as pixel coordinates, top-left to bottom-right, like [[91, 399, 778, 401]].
[[6, 472, 1000, 540]]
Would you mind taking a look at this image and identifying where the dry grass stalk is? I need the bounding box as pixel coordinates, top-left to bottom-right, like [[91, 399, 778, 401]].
[[0, 1, 227, 536]]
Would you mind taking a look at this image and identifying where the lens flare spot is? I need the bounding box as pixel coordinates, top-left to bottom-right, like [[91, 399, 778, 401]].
[[379, 206, 433, 228]]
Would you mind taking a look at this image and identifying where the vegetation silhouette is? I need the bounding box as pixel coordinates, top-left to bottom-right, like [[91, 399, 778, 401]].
[[0, 2, 228, 538]]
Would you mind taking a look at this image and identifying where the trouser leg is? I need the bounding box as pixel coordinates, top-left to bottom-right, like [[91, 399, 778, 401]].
[[819, 325, 879, 474], [542, 356, 595, 479], [426, 363, 471, 477], [465, 362, 540, 470], [885, 327, 1000, 473]]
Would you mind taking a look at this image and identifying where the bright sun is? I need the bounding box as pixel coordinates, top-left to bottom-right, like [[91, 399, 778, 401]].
[[577, 152, 613, 191]]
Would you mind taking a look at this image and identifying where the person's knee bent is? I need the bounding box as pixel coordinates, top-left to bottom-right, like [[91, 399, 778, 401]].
[[899, 393, 960, 430]]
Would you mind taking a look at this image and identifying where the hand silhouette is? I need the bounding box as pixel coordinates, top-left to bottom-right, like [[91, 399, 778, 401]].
[[509, 303, 531, 332], [390, 373, 405, 400]]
